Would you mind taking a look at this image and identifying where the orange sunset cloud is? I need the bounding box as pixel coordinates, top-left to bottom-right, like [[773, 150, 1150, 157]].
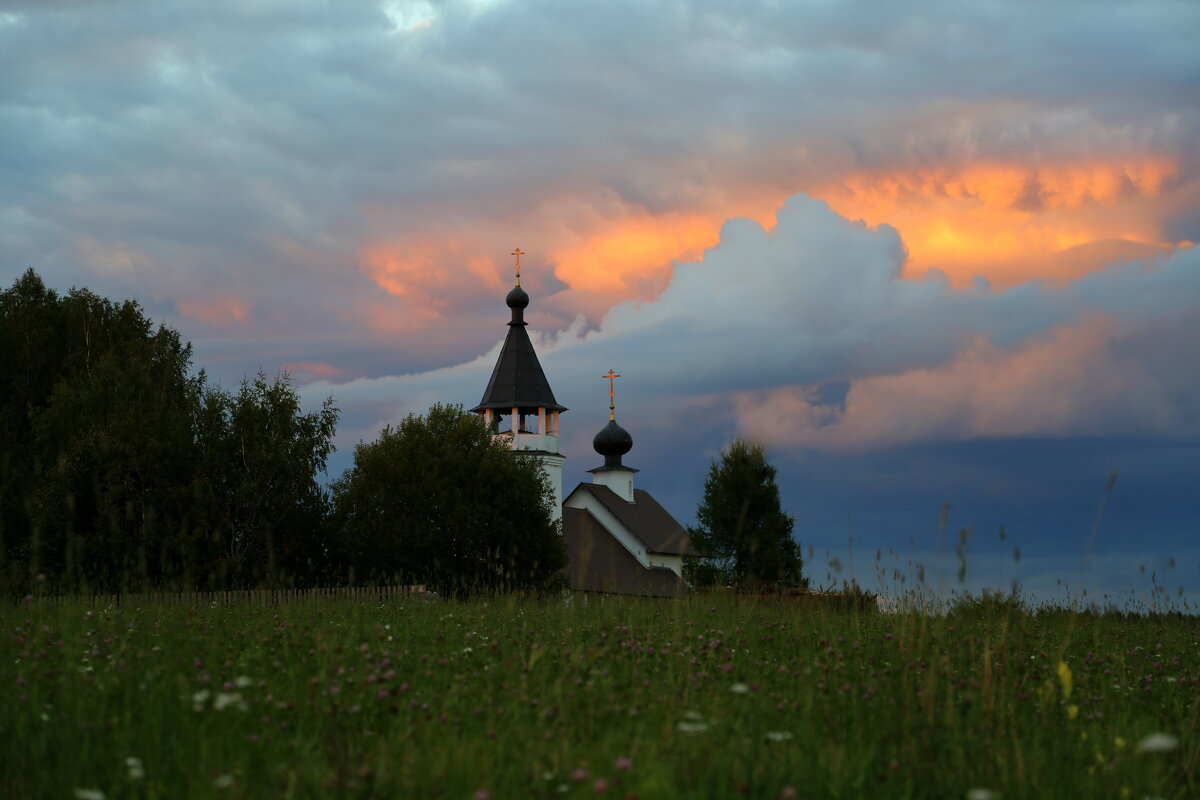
[[356, 156, 1192, 323], [807, 155, 1190, 286]]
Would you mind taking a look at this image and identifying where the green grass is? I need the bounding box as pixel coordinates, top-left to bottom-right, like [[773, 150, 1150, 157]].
[[4, 592, 1198, 799]]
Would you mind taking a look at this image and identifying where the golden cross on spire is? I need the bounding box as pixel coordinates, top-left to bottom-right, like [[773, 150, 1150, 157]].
[[603, 369, 620, 420], [511, 248, 524, 286]]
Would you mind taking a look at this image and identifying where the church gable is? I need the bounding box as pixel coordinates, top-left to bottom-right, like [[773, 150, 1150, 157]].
[[564, 483, 698, 558], [562, 508, 686, 597]]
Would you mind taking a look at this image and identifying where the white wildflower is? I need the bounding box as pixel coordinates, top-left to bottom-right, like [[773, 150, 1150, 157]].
[[213, 773, 235, 789], [1136, 733, 1179, 754], [214, 692, 246, 711], [73, 790, 106, 800], [966, 790, 1001, 800], [681, 710, 704, 721], [125, 757, 145, 780], [765, 731, 793, 742], [730, 683, 750, 694], [677, 721, 710, 734], [234, 676, 253, 688]]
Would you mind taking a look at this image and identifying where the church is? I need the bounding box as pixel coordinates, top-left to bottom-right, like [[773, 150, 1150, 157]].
[[470, 251, 698, 596]]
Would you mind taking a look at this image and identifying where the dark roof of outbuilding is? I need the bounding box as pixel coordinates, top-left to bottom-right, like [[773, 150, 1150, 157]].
[[562, 508, 687, 597], [470, 285, 565, 414], [565, 483, 700, 557]]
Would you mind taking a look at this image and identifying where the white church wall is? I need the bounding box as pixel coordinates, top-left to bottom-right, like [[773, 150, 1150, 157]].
[[591, 468, 634, 502], [646, 554, 683, 577], [537, 452, 565, 525]]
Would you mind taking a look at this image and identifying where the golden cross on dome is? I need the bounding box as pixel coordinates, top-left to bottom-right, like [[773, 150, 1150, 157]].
[[603, 369, 620, 420], [511, 248, 524, 286]]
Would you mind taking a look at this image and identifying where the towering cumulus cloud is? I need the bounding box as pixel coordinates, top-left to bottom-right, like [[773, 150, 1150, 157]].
[[315, 194, 1200, 457]]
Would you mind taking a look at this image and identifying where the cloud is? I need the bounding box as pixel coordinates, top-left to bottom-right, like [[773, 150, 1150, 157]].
[[4, 0, 1198, 391], [311, 193, 1200, 465], [734, 321, 1184, 451]]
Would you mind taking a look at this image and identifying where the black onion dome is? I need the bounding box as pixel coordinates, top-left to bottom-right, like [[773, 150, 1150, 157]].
[[593, 418, 633, 457], [506, 284, 529, 309]]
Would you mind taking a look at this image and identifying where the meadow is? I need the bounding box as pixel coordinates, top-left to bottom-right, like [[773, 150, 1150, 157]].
[[4, 590, 1197, 799]]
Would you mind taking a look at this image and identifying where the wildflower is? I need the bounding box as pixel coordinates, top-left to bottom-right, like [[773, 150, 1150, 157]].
[[730, 682, 750, 694], [765, 731, 794, 742], [1057, 661, 1073, 699], [473, 791, 490, 800], [571, 768, 588, 782], [594, 778, 609, 794], [234, 676, 253, 688], [125, 757, 145, 780], [614, 756, 633, 772], [214, 692, 245, 711], [192, 690, 210, 711], [213, 773, 235, 789], [1066, 705, 1079, 720], [677, 721, 709, 734], [73, 790, 106, 800], [780, 788, 797, 800], [966, 790, 1001, 800], [1114, 737, 1126, 750], [1135, 733, 1179, 754]]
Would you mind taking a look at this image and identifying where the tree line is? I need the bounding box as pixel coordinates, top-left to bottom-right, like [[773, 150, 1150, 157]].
[[1, 270, 562, 596]]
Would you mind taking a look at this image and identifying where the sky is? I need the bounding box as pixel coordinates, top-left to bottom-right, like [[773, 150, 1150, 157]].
[[3, 0, 1199, 607]]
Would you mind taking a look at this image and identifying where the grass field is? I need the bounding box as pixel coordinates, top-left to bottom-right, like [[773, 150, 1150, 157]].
[[4, 591, 1198, 799]]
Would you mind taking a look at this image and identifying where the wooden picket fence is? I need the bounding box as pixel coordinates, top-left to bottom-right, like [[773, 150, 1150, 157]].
[[32, 585, 430, 607]]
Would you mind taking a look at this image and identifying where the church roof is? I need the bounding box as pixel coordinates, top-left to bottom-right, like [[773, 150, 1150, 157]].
[[565, 483, 700, 557], [562, 508, 687, 597], [470, 285, 566, 414]]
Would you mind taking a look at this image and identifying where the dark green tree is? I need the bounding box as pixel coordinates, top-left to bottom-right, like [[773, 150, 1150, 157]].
[[330, 403, 565, 595], [190, 372, 339, 588], [2, 273, 200, 591], [0, 269, 340, 593], [687, 440, 805, 589]]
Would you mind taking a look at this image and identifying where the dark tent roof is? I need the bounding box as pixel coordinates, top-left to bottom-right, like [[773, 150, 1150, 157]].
[[562, 508, 687, 597], [470, 288, 565, 414], [565, 483, 700, 556]]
